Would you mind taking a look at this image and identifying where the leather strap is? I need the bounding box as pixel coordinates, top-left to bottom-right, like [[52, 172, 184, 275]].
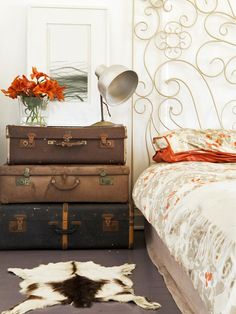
[[129, 204, 134, 249], [62, 203, 69, 249]]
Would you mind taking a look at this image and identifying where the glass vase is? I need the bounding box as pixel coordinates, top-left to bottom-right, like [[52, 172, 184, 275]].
[[18, 95, 49, 126]]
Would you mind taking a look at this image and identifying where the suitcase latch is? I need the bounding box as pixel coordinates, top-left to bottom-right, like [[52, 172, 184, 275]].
[[16, 167, 31, 186], [103, 214, 119, 232], [63, 134, 73, 142], [100, 133, 114, 149], [99, 170, 114, 185], [20, 133, 36, 148], [53, 134, 87, 147], [9, 214, 27, 232]]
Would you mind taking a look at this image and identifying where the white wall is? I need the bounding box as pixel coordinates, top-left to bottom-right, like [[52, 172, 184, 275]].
[[0, 0, 133, 165]]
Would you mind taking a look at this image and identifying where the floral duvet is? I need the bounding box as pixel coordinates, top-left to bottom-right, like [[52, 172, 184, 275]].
[[132, 162, 236, 314]]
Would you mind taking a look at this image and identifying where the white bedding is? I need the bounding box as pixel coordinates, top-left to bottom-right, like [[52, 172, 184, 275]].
[[132, 162, 236, 314]]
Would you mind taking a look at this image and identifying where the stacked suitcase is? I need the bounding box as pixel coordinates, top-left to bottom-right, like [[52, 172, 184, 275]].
[[0, 125, 134, 249]]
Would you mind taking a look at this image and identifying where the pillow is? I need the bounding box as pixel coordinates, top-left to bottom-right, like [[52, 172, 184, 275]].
[[152, 128, 236, 163]]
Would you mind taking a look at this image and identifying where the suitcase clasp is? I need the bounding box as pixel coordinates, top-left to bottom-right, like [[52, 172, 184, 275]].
[[16, 168, 31, 186], [99, 170, 114, 185], [20, 133, 36, 148], [63, 134, 72, 142], [9, 214, 27, 233], [54, 133, 87, 147], [23, 167, 30, 177], [100, 133, 114, 149], [103, 214, 119, 232]]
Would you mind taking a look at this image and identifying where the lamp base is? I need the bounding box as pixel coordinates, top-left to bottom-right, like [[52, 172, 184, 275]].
[[91, 120, 115, 127]]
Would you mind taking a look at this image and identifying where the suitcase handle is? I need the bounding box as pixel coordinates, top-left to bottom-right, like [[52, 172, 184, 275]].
[[50, 177, 80, 191], [56, 140, 87, 147], [50, 225, 79, 234]]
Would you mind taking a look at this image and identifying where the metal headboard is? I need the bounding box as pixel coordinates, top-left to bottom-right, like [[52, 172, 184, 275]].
[[132, 0, 236, 181]]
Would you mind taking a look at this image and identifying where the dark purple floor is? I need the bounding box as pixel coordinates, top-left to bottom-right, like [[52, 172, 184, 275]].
[[0, 231, 181, 314]]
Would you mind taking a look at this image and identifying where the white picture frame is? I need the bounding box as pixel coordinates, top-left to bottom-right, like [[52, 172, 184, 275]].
[[27, 5, 109, 125]]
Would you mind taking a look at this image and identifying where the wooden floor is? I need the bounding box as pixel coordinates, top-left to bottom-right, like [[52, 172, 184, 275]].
[[0, 231, 181, 314]]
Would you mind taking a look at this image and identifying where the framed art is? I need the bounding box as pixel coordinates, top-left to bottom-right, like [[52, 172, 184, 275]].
[[27, 5, 108, 125], [48, 23, 90, 102]]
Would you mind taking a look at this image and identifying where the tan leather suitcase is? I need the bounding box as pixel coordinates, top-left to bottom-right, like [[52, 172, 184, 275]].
[[6, 125, 126, 165], [0, 165, 129, 204], [0, 203, 134, 249]]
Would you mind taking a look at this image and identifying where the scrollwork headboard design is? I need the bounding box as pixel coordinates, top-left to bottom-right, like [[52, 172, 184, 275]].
[[132, 0, 236, 181]]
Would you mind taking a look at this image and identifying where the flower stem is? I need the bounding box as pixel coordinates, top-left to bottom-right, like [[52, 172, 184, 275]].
[[20, 96, 48, 126]]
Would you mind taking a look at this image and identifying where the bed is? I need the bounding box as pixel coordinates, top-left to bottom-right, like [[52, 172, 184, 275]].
[[132, 1, 236, 312], [132, 131, 236, 314]]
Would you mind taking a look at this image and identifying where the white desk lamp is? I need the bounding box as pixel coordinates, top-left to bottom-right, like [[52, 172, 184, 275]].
[[93, 64, 138, 126]]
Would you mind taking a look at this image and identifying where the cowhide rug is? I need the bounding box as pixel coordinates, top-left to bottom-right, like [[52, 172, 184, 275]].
[[2, 261, 161, 314]]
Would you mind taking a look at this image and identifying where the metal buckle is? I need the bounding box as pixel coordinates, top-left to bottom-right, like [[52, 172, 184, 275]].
[[100, 133, 114, 148], [20, 133, 36, 148], [99, 170, 114, 185], [16, 167, 31, 186]]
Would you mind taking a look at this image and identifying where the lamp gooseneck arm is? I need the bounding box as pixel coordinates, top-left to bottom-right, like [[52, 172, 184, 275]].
[[100, 95, 111, 122], [100, 95, 104, 122], [103, 101, 111, 117]]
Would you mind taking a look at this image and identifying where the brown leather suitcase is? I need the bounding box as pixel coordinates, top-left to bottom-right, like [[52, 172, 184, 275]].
[[6, 125, 126, 164], [0, 165, 129, 204], [0, 203, 134, 249]]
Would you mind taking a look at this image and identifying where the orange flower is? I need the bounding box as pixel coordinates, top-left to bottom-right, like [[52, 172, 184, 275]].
[[30, 67, 49, 81], [33, 80, 65, 101], [1, 67, 65, 101], [2, 75, 36, 98]]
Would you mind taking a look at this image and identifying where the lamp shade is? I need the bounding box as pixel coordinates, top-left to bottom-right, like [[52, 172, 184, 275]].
[[95, 64, 138, 106]]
